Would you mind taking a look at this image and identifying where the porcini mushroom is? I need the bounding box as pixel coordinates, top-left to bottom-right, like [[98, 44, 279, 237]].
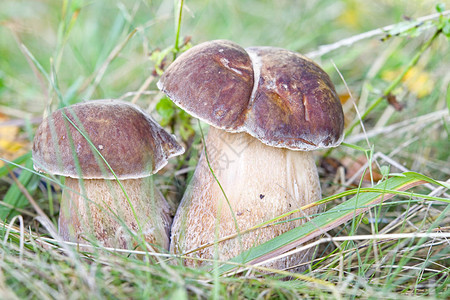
[[32, 99, 184, 251], [158, 40, 344, 269]]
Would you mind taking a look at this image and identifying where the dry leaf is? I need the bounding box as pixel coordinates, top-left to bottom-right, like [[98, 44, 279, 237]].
[[386, 93, 404, 111], [0, 113, 28, 167], [341, 155, 383, 184]]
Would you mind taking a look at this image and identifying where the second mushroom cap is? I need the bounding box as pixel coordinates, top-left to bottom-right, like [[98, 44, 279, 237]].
[[33, 99, 184, 179]]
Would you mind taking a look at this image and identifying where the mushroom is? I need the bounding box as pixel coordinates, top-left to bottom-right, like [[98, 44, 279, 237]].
[[157, 40, 344, 269], [32, 99, 184, 251]]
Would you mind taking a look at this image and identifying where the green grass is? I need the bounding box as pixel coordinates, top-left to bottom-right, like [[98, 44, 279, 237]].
[[1, 0, 449, 299]]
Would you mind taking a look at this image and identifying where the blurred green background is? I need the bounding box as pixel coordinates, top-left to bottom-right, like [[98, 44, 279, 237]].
[[0, 0, 448, 106]]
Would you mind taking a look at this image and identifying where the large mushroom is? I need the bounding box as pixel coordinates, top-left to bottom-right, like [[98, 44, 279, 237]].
[[158, 40, 344, 269], [32, 99, 184, 251]]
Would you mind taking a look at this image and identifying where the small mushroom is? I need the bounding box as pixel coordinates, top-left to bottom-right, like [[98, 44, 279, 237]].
[[32, 99, 184, 251], [158, 40, 344, 269]]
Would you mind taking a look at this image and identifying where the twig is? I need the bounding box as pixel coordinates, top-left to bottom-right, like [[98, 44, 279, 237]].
[[306, 11, 449, 58], [118, 90, 158, 100], [0, 117, 42, 128], [345, 28, 442, 137], [130, 75, 154, 104], [345, 109, 448, 144]]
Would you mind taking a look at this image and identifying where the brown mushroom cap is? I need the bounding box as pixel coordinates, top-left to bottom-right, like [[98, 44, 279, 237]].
[[32, 99, 184, 179], [158, 40, 344, 151], [157, 40, 254, 131]]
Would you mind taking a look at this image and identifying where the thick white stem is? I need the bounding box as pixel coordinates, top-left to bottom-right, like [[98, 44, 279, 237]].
[[59, 177, 172, 251], [170, 127, 321, 269]]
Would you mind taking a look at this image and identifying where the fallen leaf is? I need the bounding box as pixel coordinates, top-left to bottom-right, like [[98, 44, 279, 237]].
[[0, 114, 28, 167], [341, 155, 383, 184], [386, 93, 404, 111]]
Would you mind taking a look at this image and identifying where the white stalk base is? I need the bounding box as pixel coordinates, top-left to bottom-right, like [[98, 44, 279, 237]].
[[170, 127, 321, 270], [59, 177, 172, 251]]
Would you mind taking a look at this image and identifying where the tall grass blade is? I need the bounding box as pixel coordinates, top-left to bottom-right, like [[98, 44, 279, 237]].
[[1, 159, 40, 220], [218, 172, 447, 274]]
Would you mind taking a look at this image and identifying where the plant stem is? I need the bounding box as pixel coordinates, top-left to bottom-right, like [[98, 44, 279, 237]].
[[173, 0, 184, 60]]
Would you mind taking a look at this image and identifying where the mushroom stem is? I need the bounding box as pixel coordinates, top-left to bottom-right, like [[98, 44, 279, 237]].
[[170, 126, 321, 269], [59, 177, 172, 251]]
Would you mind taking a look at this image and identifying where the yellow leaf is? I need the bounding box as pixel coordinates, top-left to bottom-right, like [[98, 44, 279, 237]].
[[0, 115, 28, 167], [381, 66, 434, 98], [404, 67, 434, 98], [337, 0, 367, 29], [338, 9, 360, 29]]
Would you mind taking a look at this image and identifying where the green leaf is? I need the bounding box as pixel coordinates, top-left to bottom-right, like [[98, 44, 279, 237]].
[[149, 47, 173, 76], [179, 122, 194, 141], [442, 19, 450, 37], [217, 172, 447, 275], [380, 165, 390, 177], [179, 110, 194, 141], [436, 3, 445, 13], [155, 97, 175, 126]]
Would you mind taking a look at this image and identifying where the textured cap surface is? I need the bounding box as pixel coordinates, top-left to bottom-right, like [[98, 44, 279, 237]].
[[244, 47, 344, 150], [32, 99, 184, 179], [157, 40, 253, 131], [158, 40, 344, 150]]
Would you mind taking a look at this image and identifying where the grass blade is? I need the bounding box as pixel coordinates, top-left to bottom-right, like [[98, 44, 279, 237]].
[[218, 172, 446, 274], [0, 152, 32, 178], [1, 158, 40, 220]]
